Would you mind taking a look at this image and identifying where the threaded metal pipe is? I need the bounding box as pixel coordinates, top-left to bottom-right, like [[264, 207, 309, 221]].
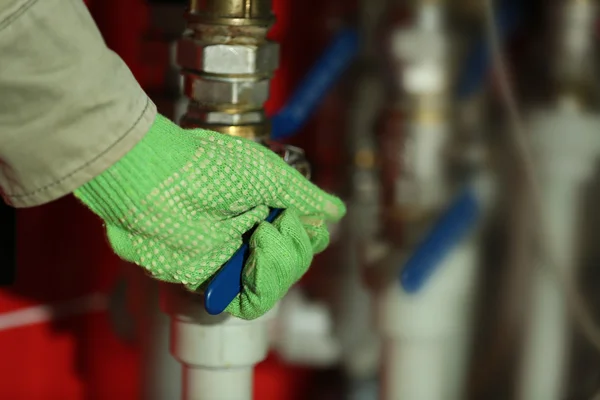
[[178, 0, 277, 141]]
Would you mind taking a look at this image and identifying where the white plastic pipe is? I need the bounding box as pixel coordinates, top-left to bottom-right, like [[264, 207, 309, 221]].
[[271, 288, 341, 367], [160, 283, 275, 400], [271, 279, 379, 377], [183, 367, 252, 400], [376, 3, 481, 398], [376, 235, 480, 400], [518, 109, 600, 400]]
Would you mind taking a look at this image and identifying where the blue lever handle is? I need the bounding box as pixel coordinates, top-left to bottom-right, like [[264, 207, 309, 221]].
[[271, 28, 359, 140], [204, 208, 283, 315], [456, 0, 521, 99], [400, 187, 480, 294]]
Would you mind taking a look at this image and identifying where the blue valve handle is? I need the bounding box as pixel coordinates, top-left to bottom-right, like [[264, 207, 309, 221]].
[[271, 28, 359, 140], [204, 208, 283, 315], [400, 187, 480, 294], [456, 0, 521, 99]]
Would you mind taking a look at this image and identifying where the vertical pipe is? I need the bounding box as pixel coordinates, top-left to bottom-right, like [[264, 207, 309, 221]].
[[518, 1, 599, 398], [161, 281, 274, 400], [518, 190, 574, 400], [178, 0, 276, 142], [163, 2, 281, 399], [376, 238, 479, 400], [374, 1, 483, 399], [518, 109, 600, 400], [183, 367, 253, 400]]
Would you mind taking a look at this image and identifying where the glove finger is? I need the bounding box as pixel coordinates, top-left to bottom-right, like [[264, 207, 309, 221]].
[[225, 222, 289, 319], [283, 178, 346, 222], [225, 210, 313, 320], [174, 205, 269, 289], [106, 225, 137, 264], [222, 205, 270, 237], [108, 205, 269, 290], [261, 164, 346, 222], [298, 215, 331, 254], [211, 137, 346, 222], [271, 209, 313, 273]]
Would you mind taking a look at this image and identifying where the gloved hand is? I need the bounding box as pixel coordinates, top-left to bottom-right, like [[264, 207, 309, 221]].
[[74, 114, 345, 320]]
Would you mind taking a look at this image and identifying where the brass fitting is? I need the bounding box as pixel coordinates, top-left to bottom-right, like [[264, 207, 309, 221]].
[[178, 0, 278, 141], [178, 0, 311, 178], [189, 0, 274, 27]]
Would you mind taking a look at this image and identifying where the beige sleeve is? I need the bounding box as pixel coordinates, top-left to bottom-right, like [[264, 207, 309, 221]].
[[0, 0, 157, 208]]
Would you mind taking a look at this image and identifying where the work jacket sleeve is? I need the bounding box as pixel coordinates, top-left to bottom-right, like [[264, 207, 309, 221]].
[[0, 0, 157, 208]]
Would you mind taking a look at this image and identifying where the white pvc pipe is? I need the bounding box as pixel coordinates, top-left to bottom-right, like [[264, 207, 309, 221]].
[[376, 3, 479, 398], [183, 367, 252, 400], [381, 338, 446, 400], [272, 288, 341, 367], [518, 188, 575, 400], [518, 109, 600, 400], [160, 283, 274, 400], [375, 3, 477, 397], [170, 316, 269, 400], [376, 236, 480, 400]]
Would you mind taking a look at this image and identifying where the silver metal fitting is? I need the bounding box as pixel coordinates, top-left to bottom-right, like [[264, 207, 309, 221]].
[[198, 110, 265, 125], [177, 1, 312, 182], [178, 38, 279, 76], [265, 142, 312, 179], [182, 74, 271, 107], [177, 5, 279, 141]]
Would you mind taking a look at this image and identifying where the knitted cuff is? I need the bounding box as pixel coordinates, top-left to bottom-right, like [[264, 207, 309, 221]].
[[73, 114, 199, 226]]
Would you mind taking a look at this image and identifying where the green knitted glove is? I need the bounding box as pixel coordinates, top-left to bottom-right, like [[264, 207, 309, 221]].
[[74, 114, 345, 320]]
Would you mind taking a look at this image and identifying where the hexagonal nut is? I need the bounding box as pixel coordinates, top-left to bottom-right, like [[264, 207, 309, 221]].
[[177, 38, 279, 75], [184, 75, 270, 106]]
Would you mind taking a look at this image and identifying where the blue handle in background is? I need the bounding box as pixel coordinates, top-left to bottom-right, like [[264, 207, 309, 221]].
[[271, 28, 360, 140], [456, 0, 521, 100], [204, 208, 283, 315], [400, 187, 480, 294], [400, 0, 521, 294]]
